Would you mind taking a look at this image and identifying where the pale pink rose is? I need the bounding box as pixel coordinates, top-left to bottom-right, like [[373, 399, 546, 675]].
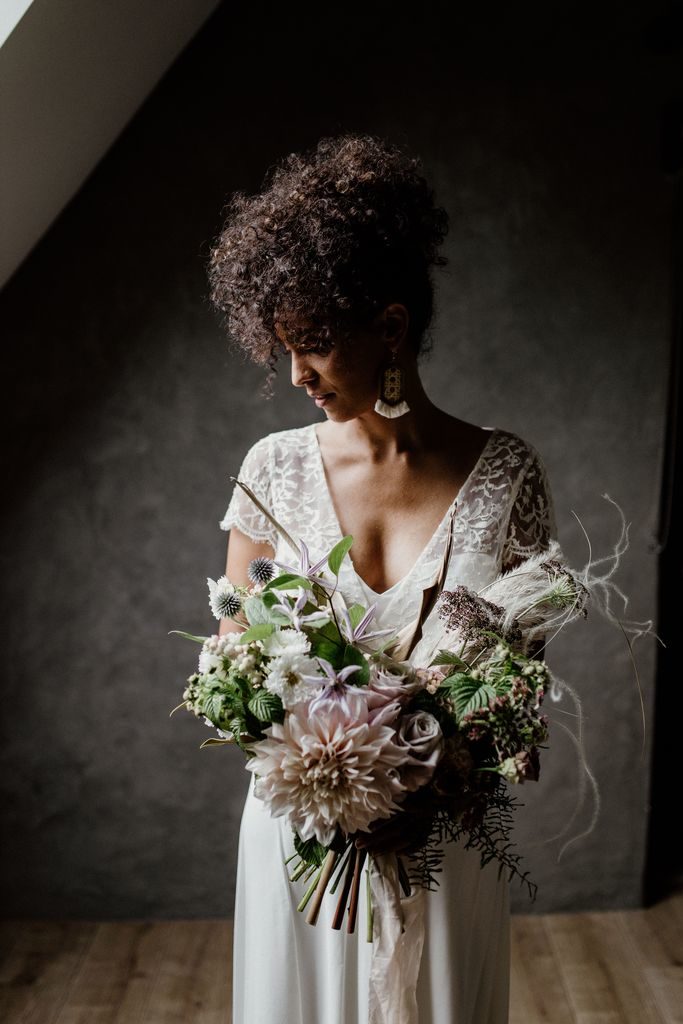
[[394, 711, 443, 792], [366, 666, 423, 715]]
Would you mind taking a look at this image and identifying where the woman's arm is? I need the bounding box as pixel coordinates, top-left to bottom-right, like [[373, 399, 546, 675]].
[[218, 527, 275, 636]]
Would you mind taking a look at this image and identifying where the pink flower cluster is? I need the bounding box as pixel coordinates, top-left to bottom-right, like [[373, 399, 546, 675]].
[[246, 663, 443, 846]]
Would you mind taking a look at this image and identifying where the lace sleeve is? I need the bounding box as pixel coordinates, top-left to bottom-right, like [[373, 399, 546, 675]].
[[219, 435, 278, 548], [500, 444, 558, 571]]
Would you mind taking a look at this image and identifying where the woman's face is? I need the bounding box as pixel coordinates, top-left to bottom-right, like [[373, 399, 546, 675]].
[[274, 313, 388, 422]]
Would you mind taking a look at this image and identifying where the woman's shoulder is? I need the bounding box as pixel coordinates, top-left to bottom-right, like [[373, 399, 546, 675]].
[[488, 425, 547, 470]]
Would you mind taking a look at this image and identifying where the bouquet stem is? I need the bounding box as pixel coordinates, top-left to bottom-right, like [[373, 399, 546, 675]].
[[297, 864, 324, 913], [332, 847, 357, 930], [366, 858, 374, 942], [347, 848, 367, 934], [305, 849, 339, 926], [329, 840, 354, 895]]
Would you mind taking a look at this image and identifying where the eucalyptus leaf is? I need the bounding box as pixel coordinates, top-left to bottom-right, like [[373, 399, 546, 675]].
[[327, 535, 354, 576]]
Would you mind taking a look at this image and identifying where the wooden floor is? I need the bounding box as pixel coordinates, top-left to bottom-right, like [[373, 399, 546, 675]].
[[1, 892, 681, 1023]]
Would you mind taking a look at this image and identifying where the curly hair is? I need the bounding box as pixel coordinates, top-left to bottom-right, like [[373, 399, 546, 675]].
[[206, 132, 449, 397]]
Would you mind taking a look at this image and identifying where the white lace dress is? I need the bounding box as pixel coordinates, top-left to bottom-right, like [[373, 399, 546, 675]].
[[219, 423, 557, 1024]]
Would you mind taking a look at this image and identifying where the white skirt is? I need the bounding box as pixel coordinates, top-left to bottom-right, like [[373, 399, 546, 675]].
[[232, 774, 510, 1024]]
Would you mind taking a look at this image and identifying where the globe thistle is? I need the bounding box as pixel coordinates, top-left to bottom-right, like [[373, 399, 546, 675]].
[[248, 556, 275, 585], [207, 575, 243, 620]]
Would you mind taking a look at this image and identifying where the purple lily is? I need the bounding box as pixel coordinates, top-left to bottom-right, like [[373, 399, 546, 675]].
[[270, 586, 332, 631], [339, 602, 396, 648], [273, 538, 331, 588]]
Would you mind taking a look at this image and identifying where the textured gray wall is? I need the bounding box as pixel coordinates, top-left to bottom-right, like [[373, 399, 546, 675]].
[[0, 3, 675, 918]]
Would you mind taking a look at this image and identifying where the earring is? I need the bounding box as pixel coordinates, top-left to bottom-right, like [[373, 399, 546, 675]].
[[374, 349, 410, 418]]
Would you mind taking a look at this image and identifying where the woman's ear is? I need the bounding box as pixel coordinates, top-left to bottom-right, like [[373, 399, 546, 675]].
[[373, 303, 410, 350]]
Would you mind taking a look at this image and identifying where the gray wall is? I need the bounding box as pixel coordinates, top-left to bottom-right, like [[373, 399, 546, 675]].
[[0, 3, 676, 918]]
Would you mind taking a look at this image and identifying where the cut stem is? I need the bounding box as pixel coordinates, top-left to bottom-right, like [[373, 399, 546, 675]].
[[305, 849, 339, 926], [347, 848, 367, 934], [366, 859, 374, 943], [297, 865, 324, 913], [329, 841, 354, 895], [332, 847, 357, 931]]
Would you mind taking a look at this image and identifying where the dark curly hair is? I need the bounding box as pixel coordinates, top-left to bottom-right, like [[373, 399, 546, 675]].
[[206, 132, 449, 397]]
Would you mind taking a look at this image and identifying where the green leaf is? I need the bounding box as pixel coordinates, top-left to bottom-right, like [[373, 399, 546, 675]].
[[199, 737, 234, 748], [309, 636, 344, 666], [243, 597, 272, 625], [431, 648, 470, 670], [265, 573, 312, 592], [327, 535, 354, 576], [293, 831, 328, 867], [168, 630, 208, 644], [248, 689, 284, 722], [341, 644, 369, 685], [202, 692, 226, 722], [447, 676, 497, 720], [346, 603, 368, 630], [315, 620, 343, 644], [240, 623, 275, 643]]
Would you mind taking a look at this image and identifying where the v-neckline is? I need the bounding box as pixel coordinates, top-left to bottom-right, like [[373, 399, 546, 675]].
[[309, 423, 499, 597]]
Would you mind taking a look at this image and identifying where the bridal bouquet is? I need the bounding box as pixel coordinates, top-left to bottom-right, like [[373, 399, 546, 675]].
[[171, 479, 654, 939]]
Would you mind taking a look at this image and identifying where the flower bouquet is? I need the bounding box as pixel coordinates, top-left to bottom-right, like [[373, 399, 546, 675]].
[[171, 480, 656, 940]]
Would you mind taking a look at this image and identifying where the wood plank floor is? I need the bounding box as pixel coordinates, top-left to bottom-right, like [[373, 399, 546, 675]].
[[0, 893, 680, 1023]]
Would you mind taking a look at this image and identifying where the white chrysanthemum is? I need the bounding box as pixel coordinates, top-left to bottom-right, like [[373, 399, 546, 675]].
[[264, 649, 322, 709], [260, 628, 311, 658], [246, 701, 408, 846], [198, 649, 223, 675]]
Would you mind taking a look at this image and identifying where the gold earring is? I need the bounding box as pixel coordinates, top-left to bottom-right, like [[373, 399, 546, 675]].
[[374, 349, 410, 418]]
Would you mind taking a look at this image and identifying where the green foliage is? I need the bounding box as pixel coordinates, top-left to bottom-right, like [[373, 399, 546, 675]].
[[309, 636, 344, 664], [327, 535, 354, 576], [169, 630, 208, 644], [293, 831, 328, 867], [341, 644, 370, 685], [264, 573, 312, 591], [240, 623, 275, 643], [243, 596, 273, 625], [446, 675, 498, 720], [431, 648, 470, 670], [248, 689, 285, 723], [346, 603, 368, 630], [309, 618, 345, 666]]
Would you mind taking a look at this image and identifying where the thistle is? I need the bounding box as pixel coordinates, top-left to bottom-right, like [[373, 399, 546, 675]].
[[248, 555, 276, 585], [207, 575, 243, 619]]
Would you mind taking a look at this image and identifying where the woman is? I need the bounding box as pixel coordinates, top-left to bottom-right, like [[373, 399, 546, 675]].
[[208, 133, 557, 1024]]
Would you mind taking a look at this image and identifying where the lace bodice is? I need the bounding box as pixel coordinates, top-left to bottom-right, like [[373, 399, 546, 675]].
[[219, 423, 558, 635]]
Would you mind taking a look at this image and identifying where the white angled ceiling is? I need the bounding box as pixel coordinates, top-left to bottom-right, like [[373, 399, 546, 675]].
[[0, 0, 222, 290]]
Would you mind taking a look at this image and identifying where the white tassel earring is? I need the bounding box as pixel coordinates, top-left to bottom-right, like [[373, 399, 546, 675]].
[[374, 349, 410, 418]]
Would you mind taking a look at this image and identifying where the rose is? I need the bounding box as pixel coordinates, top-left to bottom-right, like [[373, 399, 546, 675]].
[[394, 711, 443, 792], [366, 665, 424, 728]]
